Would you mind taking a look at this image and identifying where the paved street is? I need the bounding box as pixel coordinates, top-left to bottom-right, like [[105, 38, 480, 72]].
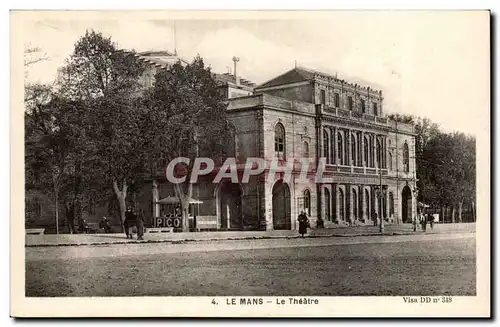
[[25, 232, 475, 297], [25, 222, 477, 246]]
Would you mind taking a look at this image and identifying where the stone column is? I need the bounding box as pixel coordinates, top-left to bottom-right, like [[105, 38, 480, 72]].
[[317, 183, 323, 224], [373, 135, 378, 169], [384, 186, 390, 221], [385, 136, 388, 169]]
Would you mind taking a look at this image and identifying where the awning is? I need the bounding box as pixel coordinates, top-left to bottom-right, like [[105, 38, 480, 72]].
[[155, 196, 203, 204], [418, 202, 430, 208]]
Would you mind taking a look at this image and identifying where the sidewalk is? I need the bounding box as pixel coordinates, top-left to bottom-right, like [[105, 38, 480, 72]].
[[25, 223, 476, 247]]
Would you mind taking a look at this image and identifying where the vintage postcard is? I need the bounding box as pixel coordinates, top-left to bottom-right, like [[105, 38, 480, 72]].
[[11, 10, 490, 318]]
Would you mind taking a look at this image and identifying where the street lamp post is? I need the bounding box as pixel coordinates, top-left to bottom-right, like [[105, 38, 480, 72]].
[[378, 168, 385, 233]]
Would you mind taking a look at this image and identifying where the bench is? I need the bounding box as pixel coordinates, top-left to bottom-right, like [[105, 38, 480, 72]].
[[196, 215, 218, 231], [145, 227, 174, 233], [86, 223, 100, 233], [26, 228, 45, 235]]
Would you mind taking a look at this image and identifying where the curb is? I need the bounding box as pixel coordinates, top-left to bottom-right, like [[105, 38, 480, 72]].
[[24, 230, 475, 248]]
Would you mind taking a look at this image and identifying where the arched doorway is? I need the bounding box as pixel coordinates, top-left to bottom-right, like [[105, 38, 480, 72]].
[[324, 187, 331, 222], [272, 180, 291, 230], [401, 186, 412, 223], [218, 182, 243, 230], [364, 189, 370, 221], [338, 188, 345, 221]]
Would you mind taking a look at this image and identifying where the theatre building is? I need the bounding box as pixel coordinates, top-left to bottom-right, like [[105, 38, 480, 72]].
[[141, 63, 417, 231]]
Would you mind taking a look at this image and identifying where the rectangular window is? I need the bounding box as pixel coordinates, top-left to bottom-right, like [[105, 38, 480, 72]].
[[373, 102, 378, 116], [348, 96, 353, 110], [334, 93, 340, 107], [320, 90, 326, 104], [361, 99, 366, 113]]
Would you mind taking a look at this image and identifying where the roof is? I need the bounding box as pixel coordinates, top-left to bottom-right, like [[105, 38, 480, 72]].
[[117, 49, 255, 88], [213, 72, 256, 89], [116, 49, 189, 69], [256, 67, 315, 89], [256, 66, 381, 94]]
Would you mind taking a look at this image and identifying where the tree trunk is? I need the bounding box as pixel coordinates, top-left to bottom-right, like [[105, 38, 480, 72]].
[[113, 180, 128, 232], [174, 183, 190, 232], [55, 189, 59, 235], [452, 205, 456, 223], [472, 201, 476, 222], [458, 200, 463, 223], [441, 207, 444, 223]]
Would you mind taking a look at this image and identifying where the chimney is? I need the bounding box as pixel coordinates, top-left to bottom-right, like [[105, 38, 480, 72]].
[[232, 56, 240, 86]]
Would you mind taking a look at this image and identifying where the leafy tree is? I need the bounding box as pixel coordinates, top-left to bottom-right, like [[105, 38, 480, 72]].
[[25, 84, 86, 233], [54, 30, 146, 228], [145, 56, 230, 231], [389, 113, 475, 222]]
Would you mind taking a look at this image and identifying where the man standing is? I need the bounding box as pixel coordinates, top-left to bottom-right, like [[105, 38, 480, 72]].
[[124, 206, 136, 239], [420, 212, 427, 232], [297, 211, 309, 238], [65, 202, 75, 234]]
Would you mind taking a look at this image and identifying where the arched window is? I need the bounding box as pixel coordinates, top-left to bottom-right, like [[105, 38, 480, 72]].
[[302, 141, 309, 158], [364, 136, 369, 166], [347, 96, 353, 110], [351, 134, 356, 166], [304, 189, 311, 216], [389, 152, 393, 170], [370, 136, 375, 167], [334, 93, 340, 107], [376, 138, 382, 168], [352, 189, 358, 220], [344, 132, 349, 165], [337, 132, 343, 165], [323, 130, 329, 163], [338, 188, 345, 220], [274, 123, 285, 159], [324, 188, 331, 221], [403, 142, 409, 173], [365, 189, 370, 220]]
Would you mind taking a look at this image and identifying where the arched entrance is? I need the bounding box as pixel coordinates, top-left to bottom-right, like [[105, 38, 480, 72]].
[[272, 180, 291, 230], [401, 185, 412, 223], [218, 182, 243, 230]]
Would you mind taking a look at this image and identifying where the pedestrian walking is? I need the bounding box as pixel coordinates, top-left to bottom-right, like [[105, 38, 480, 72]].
[[420, 212, 427, 232], [428, 213, 434, 230], [372, 212, 378, 227], [65, 202, 75, 234], [124, 206, 137, 239], [297, 211, 309, 238], [412, 213, 418, 232]]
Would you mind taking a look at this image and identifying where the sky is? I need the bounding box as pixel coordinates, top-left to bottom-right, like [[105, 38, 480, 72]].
[[21, 11, 489, 136]]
